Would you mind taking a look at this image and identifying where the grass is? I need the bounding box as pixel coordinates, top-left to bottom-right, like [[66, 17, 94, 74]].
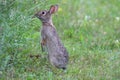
[[0, 0, 120, 80]]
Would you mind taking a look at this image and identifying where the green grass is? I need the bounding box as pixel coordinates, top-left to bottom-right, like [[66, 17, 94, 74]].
[[0, 0, 120, 80]]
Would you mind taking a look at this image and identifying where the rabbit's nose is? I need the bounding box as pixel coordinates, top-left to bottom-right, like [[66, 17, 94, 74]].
[[32, 12, 39, 18], [32, 15, 36, 18], [32, 14, 37, 18]]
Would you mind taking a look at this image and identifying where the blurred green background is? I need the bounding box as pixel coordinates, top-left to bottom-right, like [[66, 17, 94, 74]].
[[0, 0, 120, 80]]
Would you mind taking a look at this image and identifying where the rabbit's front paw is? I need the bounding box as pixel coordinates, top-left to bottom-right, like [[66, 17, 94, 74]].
[[41, 40, 46, 52]]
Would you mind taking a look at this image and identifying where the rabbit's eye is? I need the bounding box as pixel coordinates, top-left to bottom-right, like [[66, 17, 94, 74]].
[[42, 11, 46, 15]]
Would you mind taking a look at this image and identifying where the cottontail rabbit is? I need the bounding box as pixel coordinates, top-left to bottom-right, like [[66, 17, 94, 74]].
[[34, 5, 69, 70]]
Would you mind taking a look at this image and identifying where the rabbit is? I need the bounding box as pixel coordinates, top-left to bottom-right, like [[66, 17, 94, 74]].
[[34, 5, 69, 70]]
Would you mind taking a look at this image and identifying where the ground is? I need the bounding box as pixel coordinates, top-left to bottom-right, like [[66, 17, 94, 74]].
[[0, 0, 120, 80]]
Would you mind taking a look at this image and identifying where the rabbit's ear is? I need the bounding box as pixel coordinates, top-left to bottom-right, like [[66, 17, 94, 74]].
[[49, 5, 59, 14]]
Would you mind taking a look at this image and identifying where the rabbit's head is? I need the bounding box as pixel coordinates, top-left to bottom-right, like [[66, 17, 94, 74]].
[[35, 5, 58, 23]]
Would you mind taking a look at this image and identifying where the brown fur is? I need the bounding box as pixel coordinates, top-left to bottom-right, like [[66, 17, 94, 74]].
[[35, 5, 69, 70]]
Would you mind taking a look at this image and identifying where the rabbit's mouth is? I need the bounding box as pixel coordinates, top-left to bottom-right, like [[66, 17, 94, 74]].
[[34, 15, 43, 21], [35, 14, 40, 18], [34, 13, 49, 23]]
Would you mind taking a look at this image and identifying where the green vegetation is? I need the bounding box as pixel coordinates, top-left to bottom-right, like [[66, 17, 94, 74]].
[[0, 0, 120, 80]]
